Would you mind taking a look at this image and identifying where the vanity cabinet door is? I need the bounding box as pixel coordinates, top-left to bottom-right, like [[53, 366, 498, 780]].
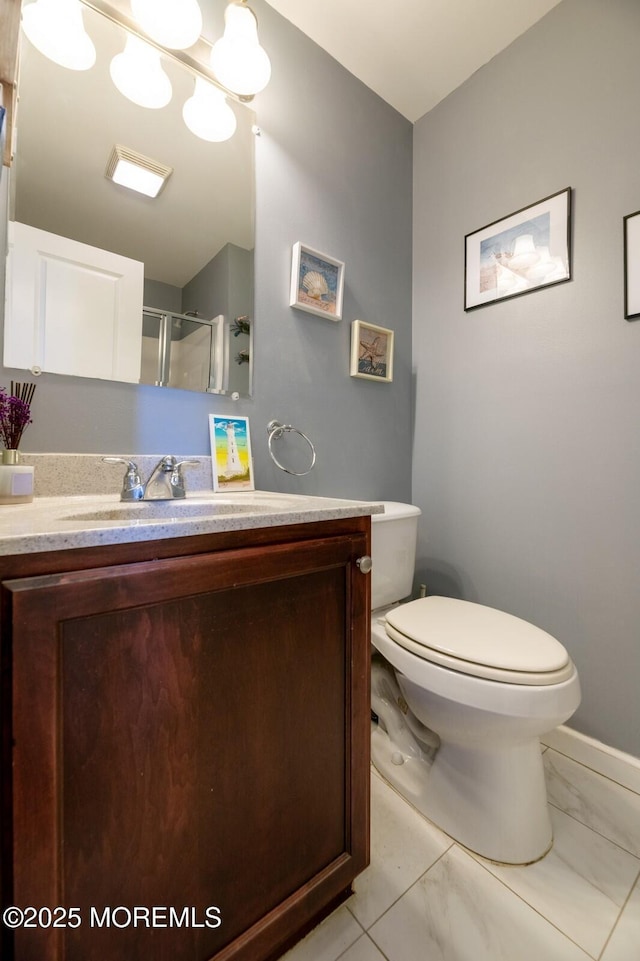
[[3, 533, 370, 961]]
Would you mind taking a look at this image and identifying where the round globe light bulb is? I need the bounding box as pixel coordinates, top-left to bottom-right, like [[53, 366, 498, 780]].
[[210, 2, 271, 96], [131, 0, 203, 50], [21, 0, 96, 71], [110, 36, 172, 109], [183, 79, 237, 142]]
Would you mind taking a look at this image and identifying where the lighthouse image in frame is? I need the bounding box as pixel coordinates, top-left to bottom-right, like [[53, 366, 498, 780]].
[[209, 415, 255, 491]]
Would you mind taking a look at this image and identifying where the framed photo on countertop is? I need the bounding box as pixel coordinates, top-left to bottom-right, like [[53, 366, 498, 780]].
[[209, 414, 254, 492]]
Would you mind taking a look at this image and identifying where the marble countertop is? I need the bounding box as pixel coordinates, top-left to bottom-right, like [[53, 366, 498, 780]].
[[0, 491, 383, 556]]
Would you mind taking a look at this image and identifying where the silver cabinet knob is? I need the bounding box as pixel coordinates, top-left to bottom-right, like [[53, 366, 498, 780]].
[[356, 555, 372, 574]]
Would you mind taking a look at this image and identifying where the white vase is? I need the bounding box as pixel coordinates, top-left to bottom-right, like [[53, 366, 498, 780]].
[[0, 449, 34, 504]]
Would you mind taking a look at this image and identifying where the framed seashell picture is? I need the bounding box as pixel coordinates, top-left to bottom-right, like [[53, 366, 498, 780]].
[[350, 320, 394, 383], [289, 242, 345, 320]]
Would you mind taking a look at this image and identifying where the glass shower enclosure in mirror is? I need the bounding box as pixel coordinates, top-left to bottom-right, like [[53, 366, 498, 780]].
[[4, 0, 255, 397]]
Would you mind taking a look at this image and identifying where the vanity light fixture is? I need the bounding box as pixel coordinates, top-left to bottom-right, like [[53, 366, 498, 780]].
[[22, 0, 272, 99], [109, 34, 172, 109], [183, 79, 237, 143], [21, 0, 96, 71], [20, 0, 272, 142], [105, 145, 173, 198], [211, 0, 272, 97], [130, 0, 203, 51]]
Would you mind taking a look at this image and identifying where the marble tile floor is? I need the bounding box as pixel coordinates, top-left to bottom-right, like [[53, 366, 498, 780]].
[[282, 745, 640, 961]]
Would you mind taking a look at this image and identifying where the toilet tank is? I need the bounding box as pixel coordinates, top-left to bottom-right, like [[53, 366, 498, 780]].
[[371, 502, 421, 609]]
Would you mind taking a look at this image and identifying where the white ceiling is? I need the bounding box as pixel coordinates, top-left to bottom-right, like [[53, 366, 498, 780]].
[[263, 0, 563, 123]]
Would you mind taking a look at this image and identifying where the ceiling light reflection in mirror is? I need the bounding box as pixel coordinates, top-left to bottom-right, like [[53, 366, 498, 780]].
[[183, 78, 238, 142], [105, 145, 173, 198], [110, 34, 173, 109]]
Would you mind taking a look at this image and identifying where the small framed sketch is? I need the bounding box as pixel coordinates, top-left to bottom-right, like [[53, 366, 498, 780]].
[[350, 320, 394, 383], [289, 242, 344, 320], [209, 414, 255, 492], [465, 187, 572, 310], [623, 209, 640, 320]]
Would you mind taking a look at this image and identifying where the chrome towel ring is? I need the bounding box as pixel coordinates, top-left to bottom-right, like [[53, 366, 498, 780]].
[[267, 420, 317, 476]]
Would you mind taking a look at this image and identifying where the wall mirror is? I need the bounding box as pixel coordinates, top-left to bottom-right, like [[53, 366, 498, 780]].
[[4, 1, 255, 396]]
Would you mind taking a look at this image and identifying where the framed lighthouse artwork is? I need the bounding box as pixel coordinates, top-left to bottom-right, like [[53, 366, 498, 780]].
[[209, 415, 255, 492]]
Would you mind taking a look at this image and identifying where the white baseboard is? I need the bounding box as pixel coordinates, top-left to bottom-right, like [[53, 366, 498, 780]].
[[542, 725, 640, 796]]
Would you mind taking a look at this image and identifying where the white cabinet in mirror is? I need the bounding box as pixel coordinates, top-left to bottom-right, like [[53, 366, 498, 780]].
[[4, 0, 255, 397], [5, 222, 143, 383]]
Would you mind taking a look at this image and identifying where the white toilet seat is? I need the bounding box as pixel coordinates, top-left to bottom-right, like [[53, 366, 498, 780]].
[[384, 596, 574, 686], [371, 616, 580, 716]]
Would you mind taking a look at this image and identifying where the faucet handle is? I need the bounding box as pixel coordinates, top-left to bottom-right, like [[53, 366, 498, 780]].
[[152, 456, 199, 473], [171, 458, 200, 498], [102, 456, 144, 501], [142, 456, 200, 500]]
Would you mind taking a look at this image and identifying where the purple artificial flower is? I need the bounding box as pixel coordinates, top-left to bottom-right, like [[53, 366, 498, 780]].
[[0, 388, 33, 450]]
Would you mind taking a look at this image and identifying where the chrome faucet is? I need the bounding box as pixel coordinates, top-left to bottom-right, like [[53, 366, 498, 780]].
[[103, 455, 200, 501]]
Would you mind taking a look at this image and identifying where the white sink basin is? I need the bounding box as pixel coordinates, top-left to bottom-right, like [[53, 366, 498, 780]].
[[61, 492, 302, 523]]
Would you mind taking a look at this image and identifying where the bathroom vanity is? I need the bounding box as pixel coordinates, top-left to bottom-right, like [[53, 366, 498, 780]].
[[0, 492, 376, 961]]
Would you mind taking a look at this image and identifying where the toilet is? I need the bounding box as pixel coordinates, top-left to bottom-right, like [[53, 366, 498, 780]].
[[369, 502, 581, 864]]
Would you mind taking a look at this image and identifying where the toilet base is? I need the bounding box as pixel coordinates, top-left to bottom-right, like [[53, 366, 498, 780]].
[[371, 723, 436, 808], [371, 722, 553, 864]]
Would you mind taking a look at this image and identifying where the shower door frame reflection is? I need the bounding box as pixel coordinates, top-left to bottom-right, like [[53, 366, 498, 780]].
[[141, 307, 226, 394]]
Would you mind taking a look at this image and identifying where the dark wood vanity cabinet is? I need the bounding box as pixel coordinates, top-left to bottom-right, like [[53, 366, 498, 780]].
[[0, 518, 371, 961]]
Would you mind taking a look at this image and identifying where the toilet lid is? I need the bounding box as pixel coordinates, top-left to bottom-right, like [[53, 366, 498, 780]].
[[385, 597, 573, 685]]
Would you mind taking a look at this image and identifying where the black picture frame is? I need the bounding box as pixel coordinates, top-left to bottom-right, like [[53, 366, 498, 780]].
[[464, 187, 572, 311], [623, 209, 640, 321]]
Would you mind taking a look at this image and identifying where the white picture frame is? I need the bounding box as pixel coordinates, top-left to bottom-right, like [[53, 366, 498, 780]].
[[350, 320, 394, 383], [209, 414, 255, 492], [289, 242, 345, 320]]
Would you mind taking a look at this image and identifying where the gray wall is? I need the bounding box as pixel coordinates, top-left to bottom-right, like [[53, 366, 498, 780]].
[[144, 278, 182, 313], [182, 242, 253, 328], [1, 0, 413, 502], [412, 0, 640, 756]]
